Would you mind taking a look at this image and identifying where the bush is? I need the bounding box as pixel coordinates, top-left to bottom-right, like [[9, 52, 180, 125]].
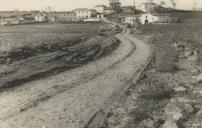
[[158, 49, 179, 73], [158, 62, 178, 73], [140, 79, 174, 100]]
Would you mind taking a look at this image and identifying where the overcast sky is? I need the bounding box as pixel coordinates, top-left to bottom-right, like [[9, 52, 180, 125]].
[[0, 0, 201, 11]]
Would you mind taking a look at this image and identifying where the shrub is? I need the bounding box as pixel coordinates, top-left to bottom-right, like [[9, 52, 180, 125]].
[[158, 49, 179, 73], [140, 79, 174, 100]]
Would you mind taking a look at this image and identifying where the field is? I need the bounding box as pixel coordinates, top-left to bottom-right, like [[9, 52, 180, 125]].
[[102, 13, 202, 128], [0, 23, 121, 91]]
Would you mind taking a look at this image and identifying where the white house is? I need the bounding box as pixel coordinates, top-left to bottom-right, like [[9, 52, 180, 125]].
[[0, 17, 23, 25], [139, 13, 159, 24], [73, 8, 97, 19], [103, 9, 113, 15], [34, 14, 47, 22], [126, 13, 170, 25], [95, 5, 107, 14]]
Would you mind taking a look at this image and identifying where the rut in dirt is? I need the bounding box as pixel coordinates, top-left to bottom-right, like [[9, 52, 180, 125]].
[[0, 37, 120, 92]]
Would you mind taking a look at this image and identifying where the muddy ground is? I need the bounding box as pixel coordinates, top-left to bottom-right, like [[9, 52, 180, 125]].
[[0, 23, 121, 92]]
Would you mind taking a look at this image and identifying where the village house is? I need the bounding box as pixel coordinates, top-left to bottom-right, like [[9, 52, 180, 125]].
[[154, 13, 170, 23], [0, 18, 16, 25], [34, 13, 48, 22], [125, 13, 171, 25], [138, 2, 171, 13], [125, 16, 141, 25], [139, 13, 159, 24], [138, 2, 161, 13], [55, 11, 78, 22], [103, 8, 113, 15], [95, 5, 107, 18], [73, 8, 97, 19], [95, 5, 107, 14], [48, 16, 57, 22], [0, 17, 23, 25], [46, 11, 79, 22]]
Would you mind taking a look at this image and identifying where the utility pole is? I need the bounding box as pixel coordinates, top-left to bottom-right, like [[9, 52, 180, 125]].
[[133, 0, 137, 27], [134, 0, 136, 15], [193, 2, 197, 11]]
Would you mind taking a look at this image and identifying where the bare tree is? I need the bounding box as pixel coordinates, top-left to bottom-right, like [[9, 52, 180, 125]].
[[170, 0, 177, 9], [193, 2, 197, 11], [110, 1, 122, 22]]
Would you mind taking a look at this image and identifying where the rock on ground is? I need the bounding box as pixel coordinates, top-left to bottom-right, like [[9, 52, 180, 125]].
[[164, 103, 183, 120], [163, 119, 178, 128]]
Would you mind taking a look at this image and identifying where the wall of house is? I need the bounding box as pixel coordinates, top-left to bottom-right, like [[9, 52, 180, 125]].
[[75, 11, 96, 19], [57, 12, 77, 21], [35, 15, 46, 22], [125, 17, 137, 24], [95, 7, 105, 13], [140, 14, 159, 24]]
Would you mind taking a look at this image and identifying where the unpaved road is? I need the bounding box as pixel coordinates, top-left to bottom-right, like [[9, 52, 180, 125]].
[[0, 29, 151, 128]]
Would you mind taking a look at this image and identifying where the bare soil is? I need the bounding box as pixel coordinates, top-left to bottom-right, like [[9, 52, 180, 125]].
[[0, 22, 152, 128], [0, 23, 121, 92]]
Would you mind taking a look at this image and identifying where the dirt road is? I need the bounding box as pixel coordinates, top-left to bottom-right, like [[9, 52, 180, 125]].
[[0, 29, 151, 128]]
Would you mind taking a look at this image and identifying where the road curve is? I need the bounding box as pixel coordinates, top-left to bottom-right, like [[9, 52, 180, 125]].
[[0, 26, 151, 128]]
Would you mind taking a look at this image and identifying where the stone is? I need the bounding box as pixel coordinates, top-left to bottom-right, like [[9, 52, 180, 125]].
[[193, 90, 202, 95], [196, 110, 202, 117], [140, 119, 155, 128], [191, 68, 200, 75], [183, 104, 194, 114], [191, 122, 202, 128], [173, 86, 187, 92], [165, 103, 183, 120], [163, 119, 178, 128], [171, 97, 191, 103], [184, 50, 192, 57], [196, 74, 202, 83]]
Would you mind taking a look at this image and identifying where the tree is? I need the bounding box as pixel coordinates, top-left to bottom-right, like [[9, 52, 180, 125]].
[[110, 1, 122, 22], [160, 1, 166, 6], [170, 0, 177, 9]]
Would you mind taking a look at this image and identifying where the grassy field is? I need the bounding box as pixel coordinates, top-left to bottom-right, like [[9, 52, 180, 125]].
[[0, 23, 112, 53], [0, 22, 121, 91]]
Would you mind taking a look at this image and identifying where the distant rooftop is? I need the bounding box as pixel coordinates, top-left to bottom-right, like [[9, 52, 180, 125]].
[[73, 8, 91, 11], [143, 2, 158, 5]]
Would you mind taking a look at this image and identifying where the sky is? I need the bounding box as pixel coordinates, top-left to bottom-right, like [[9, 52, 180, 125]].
[[0, 0, 202, 11]]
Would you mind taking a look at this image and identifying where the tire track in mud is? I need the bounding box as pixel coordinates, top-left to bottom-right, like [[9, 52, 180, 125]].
[[0, 28, 151, 128], [0, 38, 119, 92], [0, 33, 136, 121], [14, 33, 136, 114], [84, 34, 153, 128], [15, 35, 135, 112]]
